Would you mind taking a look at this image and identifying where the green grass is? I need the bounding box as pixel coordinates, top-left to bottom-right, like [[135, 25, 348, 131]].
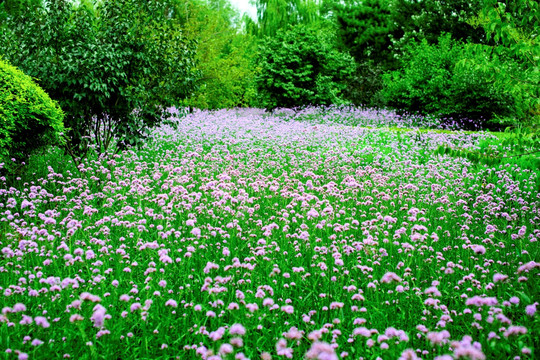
[[0, 109, 538, 360]]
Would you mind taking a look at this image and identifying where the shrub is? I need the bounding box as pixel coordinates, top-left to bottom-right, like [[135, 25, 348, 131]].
[[0, 59, 64, 173], [256, 24, 356, 109], [381, 34, 513, 124]]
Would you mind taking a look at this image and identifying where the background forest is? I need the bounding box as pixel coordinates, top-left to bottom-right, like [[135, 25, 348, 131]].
[[0, 0, 538, 168]]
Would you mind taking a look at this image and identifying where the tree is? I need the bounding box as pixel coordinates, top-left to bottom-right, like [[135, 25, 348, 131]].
[[0, 0, 199, 160], [390, 0, 486, 45], [319, 0, 487, 107], [381, 35, 513, 123], [323, 0, 485, 68], [256, 24, 355, 109], [183, 0, 258, 109], [248, 0, 323, 38], [324, 0, 396, 67], [464, 0, 539, 125]]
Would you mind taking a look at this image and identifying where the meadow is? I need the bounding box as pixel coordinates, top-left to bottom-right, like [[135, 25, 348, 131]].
[[0, 107, 538, 360]]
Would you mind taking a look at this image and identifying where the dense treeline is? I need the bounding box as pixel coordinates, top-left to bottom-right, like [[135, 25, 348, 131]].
[[247, 0, 538, 127], [0, 0, 538, 169]]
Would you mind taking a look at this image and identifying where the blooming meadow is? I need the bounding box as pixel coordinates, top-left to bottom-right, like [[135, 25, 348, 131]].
[[0, 108, 538, 360]]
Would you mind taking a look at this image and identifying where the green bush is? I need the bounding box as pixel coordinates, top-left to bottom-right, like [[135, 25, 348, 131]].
[[256, 24, 356, 109], [0, 59, 64, 172], [381, 34, 513, 123]]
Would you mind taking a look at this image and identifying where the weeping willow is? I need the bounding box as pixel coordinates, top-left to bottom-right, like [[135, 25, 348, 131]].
[[248, 0, 322, 37]]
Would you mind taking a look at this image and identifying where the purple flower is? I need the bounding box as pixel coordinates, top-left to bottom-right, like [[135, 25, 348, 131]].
[[229, 323, 246, 336], [34, 316, 50, 328]]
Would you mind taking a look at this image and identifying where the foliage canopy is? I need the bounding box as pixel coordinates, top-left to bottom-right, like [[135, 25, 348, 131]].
[[256, 24, 355, 109], [0, 0, 199, 159], [381, 35, 513, 123]]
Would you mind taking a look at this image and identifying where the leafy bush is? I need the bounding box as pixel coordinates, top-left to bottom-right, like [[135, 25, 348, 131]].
[[381, 35, 513, 123], [256, 24, 356, 109], [0, 59, 64, 172], [0, 0, 198, 159]]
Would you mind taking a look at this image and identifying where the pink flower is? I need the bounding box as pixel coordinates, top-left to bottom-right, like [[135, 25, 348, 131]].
[[517, 261, 540, 273], [329, 302, 344, 310], [472, 245, 486, 255], [35, 316, 50, 328], [509, 296, 520, 305], [281, 305, 294, 314], [31, 339, 44, 346], [381, 272, 402, 283], [245, 303, 259, 313], [12, 303, 26, 312], [465, 296, 498, 307], [451, 337, 486, 360], [219, 344, 233, 355], [353, 327, 371, 337], [283, 326, 302, 340], [165, 299, 178, 308], [229, 323, 246, 336], [427, 331, 450, 345], [19, 315, 33, 325], [209, 327, 225, 341], [399, 349, 421, 360], [230, 337, 243, 347], [305, 342, 338, 360], [276, 339, 293, 359], [91, 304, 107, 328], [191, 227, 201, 237], [80, 292, 101, 302], [69, 314, 84, 322], [434, 356, 453, 360], [525, 303, 537, 316], [503, 326, 527, 337]]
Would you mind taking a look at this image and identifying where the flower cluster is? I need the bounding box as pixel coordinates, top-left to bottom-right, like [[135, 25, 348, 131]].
[[0, 108, 538, 359]]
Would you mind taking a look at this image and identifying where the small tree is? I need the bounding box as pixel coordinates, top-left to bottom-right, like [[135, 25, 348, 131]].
[[0, 0, 199, 160], [464, 0, 539, 126], [183, 0, 258, 109], [256, 24, 355, 109]]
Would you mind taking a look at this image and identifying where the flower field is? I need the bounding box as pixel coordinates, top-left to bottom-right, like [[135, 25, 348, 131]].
[[0, 108, 538, 360]]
